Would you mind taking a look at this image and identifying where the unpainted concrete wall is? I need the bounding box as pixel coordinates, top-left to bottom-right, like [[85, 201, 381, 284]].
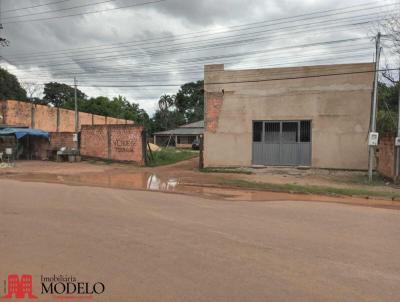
[[80, 124, 145, 164], [0, 100, 133, 132], [204, 63, 374, 169]]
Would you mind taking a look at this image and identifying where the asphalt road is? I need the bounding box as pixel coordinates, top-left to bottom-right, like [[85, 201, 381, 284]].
[[0, 179, 399, 301]]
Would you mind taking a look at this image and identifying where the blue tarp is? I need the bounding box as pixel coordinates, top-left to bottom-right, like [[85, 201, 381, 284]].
[[0, 128, 49, 140]]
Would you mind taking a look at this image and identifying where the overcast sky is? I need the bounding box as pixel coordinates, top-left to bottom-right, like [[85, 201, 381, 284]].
[[0, 0, 398, 115]]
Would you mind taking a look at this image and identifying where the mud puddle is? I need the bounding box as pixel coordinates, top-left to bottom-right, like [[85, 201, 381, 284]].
[[2, 171, 400, 208], [1, 171, 246, 200]]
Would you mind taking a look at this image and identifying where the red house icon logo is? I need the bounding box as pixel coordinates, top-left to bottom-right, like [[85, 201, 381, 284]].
[[2, 274, 38, 299]]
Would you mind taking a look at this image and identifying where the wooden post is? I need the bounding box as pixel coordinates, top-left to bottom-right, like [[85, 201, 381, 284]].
[[142, 131, 149, 165]]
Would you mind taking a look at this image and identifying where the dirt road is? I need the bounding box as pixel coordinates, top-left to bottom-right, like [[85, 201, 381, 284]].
[[0, 179, 399, 301]]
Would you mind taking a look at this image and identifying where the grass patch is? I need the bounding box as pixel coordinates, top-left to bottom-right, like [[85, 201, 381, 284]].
[[219, 179, 400, 199], [85, 158, 115, 165], [337, 174, 388, 186], [200, 167, 253, 175], [148, 148, 199, 167]]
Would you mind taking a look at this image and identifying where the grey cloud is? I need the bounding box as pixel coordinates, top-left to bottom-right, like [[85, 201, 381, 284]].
[[0, 0, 388, 114]]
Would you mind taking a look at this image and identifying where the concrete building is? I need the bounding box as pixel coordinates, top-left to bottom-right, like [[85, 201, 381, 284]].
[[153, 120, 203, 148], [204, 63, 374, 170]]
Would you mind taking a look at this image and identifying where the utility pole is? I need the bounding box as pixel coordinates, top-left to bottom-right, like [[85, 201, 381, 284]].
[[74, 76, 79, 150], [368, 32, 381, 182], [396, 62, 400, 180]]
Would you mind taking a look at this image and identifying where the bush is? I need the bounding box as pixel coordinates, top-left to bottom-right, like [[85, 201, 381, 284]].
[[377, 110, 397, 134]]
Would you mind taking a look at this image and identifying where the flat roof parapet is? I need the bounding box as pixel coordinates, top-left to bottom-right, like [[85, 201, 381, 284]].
[[204, 64, 225, 72]]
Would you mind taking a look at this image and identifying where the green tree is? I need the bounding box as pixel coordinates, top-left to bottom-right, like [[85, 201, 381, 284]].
[[151, 109, 185, 133], [0, 67, 27, 100], [158, 94, 175, 111], [150, 81, 204, 135], [83, 96, 111, 116], [110, 95, 150, 126], [378, 82, 399, 112], [43, 82, 86, 108], [174, 80, 204, 122], [377, 81, 400, 134], [78, 95, 150, 126]]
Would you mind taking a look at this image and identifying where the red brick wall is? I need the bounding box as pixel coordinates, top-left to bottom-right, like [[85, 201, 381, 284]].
[[79, 112, 92, 128], [377, 135, 396, 179], [59, 107, 75, 132], [110, 126, 143, 162], [205, 93, 223, 133], [80, 125, 145, 164], [1, 100, 132, 132], [2, 99, 33, 127], [80, 126, 109, 159], [49, 132, 75, 150], [93, 114, 106, 125], [35, 105, 58, 131]]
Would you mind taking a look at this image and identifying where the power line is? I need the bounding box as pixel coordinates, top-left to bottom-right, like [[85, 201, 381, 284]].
[[25, 37, 368, 70], [72, 67, 400, 88], [1, 11, 391, 79], [3, 0, 77, 13], [3, 12, 383, 65], [2, 1, 395, 59], [14, 46, 373, 80], [17, 66, 394, 88], [2, 0, 167, 25], [3, 8, 382, 67], [2, 0, 129, 19], [10, 48, 374, 83], [1, 1, 394, 91]]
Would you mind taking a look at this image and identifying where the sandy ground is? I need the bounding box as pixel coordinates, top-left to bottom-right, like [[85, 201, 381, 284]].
[[0, 179, 399, 301]]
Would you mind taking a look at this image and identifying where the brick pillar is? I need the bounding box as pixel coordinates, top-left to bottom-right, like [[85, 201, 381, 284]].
[[107, 125, 111, 160]]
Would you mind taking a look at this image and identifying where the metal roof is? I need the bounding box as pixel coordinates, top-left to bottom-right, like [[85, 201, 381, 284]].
[[0, 128, 49, 140], [179, 120, 204, 128], [154, 127, 203, 136], [154, 120, 204, 136]]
